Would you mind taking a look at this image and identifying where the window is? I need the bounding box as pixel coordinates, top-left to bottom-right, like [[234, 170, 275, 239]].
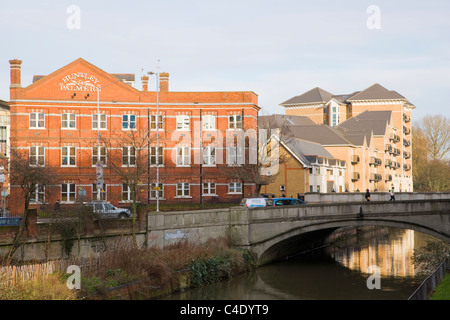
[[30, 185, 45, 203], [151, 115, 163, 130], [228, 146, 244, 165], [30, 146, 45, 166], [150, 147, 163, 166], [309, 185, 314, 192], [62, 183, 76, 202], [330, 103, 340, 127], [176, 147, 190, 166], [203, 183, 216, 195], [122, 114, 136, 130], [176, 183, 190, 197], [122, 147, 136, 166], [229, 182, 242, 193], [228, 114, 242, 129], [92, 114, 107, 130], [30, 113, 45, 128], [93, 183, 106, 201], [122, 183, 132, 201], [202, 115, 216, 130], [61, 146, 76, 166], [203, 146, 216, 166], [317, 185, 320, 193], [92, 146, 107, 166], [151, 183, 164, 199], [176, 115, 190, 130], [62, 113, 76, 129]]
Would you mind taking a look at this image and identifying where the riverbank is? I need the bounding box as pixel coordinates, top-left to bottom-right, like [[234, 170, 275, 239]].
[[429, 272, 450, 300], [0, 237, 256, 300]]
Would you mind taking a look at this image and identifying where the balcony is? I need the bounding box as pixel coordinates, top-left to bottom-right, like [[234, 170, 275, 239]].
[[403, 164, 411, 171], [351, 172, 360, 181], [403, 151, 411, 159], [351, 155, 360, 165], [385, 144, 392, 153], [392, 148, 401, 156], [385, 159, 392, 168], [403, 113, 411, 123], [370, 157, 382, 167], [389, 133, 400, 143], [369, 173, 382, 182], [385, 174, 392, 182], [403, 126, 410, 135], [403, 139, 411, 147]]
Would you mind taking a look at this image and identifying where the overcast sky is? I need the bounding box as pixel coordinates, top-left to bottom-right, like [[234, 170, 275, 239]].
[[0, 0, 449, 120]]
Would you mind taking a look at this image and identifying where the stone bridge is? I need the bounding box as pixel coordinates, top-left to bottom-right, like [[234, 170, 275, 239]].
[[147, 193, 450, 266]]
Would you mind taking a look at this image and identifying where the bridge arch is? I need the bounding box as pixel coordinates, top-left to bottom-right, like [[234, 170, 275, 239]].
[[255, 218, 450, 266]]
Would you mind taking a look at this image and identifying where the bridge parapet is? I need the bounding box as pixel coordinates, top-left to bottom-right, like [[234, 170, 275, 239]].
[[304, 192, 450, 204]]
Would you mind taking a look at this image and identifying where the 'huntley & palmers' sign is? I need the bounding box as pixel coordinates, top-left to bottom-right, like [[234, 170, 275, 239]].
[[60, 72, 101, 91]]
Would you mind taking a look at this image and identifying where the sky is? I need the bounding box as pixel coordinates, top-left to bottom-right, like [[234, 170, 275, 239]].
[[0, 0, 449, 121]]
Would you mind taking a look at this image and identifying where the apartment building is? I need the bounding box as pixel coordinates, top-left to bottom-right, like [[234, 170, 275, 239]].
[[280, 84, 414, 192], [8, 58, 259, 214]]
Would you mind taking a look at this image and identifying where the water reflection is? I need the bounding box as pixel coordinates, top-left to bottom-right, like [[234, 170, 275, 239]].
[[163, 227, 433, 300]]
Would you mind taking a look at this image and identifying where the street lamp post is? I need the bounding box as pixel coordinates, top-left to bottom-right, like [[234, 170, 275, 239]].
[[148, 64, 160, 212]]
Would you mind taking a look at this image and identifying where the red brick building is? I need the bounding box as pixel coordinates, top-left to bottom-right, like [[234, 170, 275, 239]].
[[8, 58, 259, 214]]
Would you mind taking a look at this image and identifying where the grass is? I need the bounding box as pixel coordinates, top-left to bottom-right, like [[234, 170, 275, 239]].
[[429, 272, 450, 300]]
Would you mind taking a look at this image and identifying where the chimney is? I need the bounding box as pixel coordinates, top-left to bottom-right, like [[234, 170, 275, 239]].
[[141, 75, 149, 92], [9, 59, 22, 88], [159, 72, 169, 92]]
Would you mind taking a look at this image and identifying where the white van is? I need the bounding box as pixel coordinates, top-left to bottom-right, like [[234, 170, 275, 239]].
[[240, 198, 273, 207]]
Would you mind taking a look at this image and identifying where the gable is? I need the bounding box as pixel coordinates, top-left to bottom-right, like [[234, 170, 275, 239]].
[[20, 58, 140, 102]]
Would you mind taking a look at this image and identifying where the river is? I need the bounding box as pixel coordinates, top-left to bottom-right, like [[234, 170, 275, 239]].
[[163, 226, 437, 300]]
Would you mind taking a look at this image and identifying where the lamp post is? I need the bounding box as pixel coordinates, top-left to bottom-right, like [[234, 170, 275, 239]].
[[148, 63, 160, 212]]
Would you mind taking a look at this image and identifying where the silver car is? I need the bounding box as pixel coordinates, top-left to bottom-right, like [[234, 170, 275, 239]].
[[87, 201, 131, 219]]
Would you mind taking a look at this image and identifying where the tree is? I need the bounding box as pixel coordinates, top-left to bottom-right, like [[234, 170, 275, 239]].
[[4, 148, 57, 262], [421, 114, 450, 161], [100, 130, 153, 246]]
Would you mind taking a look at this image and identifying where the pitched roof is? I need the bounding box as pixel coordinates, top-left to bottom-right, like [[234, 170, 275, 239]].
[[346, 83, 406, 101], [280, 87, 333, 106], [288, 124, 353, 146], [258, 114, 315, 128], [337, 110, 392, 136]]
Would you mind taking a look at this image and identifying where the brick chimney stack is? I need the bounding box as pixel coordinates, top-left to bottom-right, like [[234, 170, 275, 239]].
[[159, 72, 169, 92], [9, 59, 22, 88], [141, 75, 149, 92]]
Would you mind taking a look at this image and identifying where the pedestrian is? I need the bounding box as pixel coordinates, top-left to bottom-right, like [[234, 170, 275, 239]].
[[389, 188, 395, 201], [365, 189, 371, 202], [54, 200, 61, 213]]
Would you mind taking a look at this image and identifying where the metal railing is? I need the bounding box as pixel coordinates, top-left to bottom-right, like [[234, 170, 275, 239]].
[[408, 258, 450, 300]]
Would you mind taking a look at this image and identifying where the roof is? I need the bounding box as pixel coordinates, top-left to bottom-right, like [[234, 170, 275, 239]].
[[288, 124, 352, 146], [280, 87, 333, 106], [111, 73, 135, 82], [346, 83, 406, 101], [337, 111, 392, 136], [258, 114, 315, 128]]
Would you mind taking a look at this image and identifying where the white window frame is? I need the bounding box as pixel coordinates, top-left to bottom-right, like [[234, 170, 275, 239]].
[[228, 114, 242, 129], [203, 182, 216, 195], [61, 113, 76, 129], [93, 183, 107, 201], [176, 182, 190, 197], [176, 147, 190, 166], [61, 146, 76, 167], [151, 115, 163, 130], [30, 112, 45, 129], [92, 146, 107, 166], [202, 115, 216, 130], [150, 183, 164, 199], [228, 182, 242, 194], [228, 146, 244, 165], [176, 115, 190, 130], [30, 184, 45, 203], [30, 146, 45, 166], [203, 146, 216, 166], [122, 183, 132, 202], [92, 114, 107, 130], [122, 146, 136, 166], [150, 146, 163, 166], [122, 114, 136, 130], [61, 183, 76, 202]]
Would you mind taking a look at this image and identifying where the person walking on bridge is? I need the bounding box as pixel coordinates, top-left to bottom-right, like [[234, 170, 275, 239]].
[[389, 188, 395, 201], [365, 189, 371, 202]]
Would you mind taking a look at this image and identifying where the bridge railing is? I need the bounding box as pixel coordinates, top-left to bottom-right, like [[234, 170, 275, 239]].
[[304, 192, 450, 204], [408, 258, 450, 300]]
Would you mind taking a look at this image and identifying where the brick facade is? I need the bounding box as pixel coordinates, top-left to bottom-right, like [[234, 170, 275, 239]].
[[8, 58, 259, 215]]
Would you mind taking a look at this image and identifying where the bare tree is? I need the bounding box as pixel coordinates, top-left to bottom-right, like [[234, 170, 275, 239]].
[[100, 130, 153, 245], [4, 148, 57, 262], [421, 114, 450, 160]]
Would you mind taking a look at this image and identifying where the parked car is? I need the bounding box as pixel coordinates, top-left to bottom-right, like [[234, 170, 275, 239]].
[[240, 198, 273, 207], [85, 201, 131, 219], [271, 198, 306, 206]]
